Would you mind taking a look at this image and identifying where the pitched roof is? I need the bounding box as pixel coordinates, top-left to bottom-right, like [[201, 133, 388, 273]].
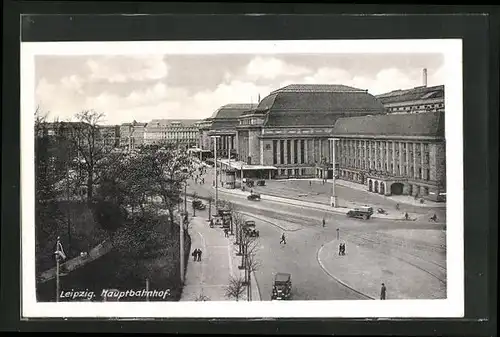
[[271, 84, 366, 94], [147, 119, 200, 127], [332, 111, 445, 138], [376, 85, 444, 104], [210, 104, 258, 119], [257, 84, 385, 127]]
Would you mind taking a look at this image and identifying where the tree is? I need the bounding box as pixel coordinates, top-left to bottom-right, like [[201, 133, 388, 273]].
[[239, 232, 261, 301], [194, 291, 210, 301], [67, 110, 109, 204], [225, 275, 246, 301], [139, 144, 196, 229], [232, 211, 245, 253]]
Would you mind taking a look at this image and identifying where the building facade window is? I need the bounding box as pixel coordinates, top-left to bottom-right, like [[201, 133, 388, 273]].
[[300, 140, 305, 164], [426, 168, 430, 181], [273, 140, 278, 165], [294, 139, 298, 164], [280, 140, 285, 164]]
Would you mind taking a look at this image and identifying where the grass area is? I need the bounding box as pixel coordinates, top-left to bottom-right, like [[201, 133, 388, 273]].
[[35, 200, 110, 275]]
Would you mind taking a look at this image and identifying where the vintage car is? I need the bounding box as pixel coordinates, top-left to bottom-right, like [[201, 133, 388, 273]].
[[218, 209, 232, 228], [247, 193, 261, 201], [192, 199, 206, 210], [246, 180, 255, 188], [242, 220, 259, 237], [271, 273, 292, 300], [256, 180, 266, 186], [346, 208, 372, 220]]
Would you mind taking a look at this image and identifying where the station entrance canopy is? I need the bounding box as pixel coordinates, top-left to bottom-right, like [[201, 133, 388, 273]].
[[217, 159, 277, 180]]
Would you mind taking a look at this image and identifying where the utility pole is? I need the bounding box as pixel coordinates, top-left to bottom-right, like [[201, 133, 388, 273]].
[[184, 182, 187, 214], [54, 236, 66, 302], [328, 138, 338, 207], [211, 136, 220, 211], [179, 213, 185, 284]]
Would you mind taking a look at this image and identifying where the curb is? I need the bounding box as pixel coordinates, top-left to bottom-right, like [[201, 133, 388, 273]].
[[216, 187, 413, 222], [316, 243, 375, 300], [238, 211, 302, 232]]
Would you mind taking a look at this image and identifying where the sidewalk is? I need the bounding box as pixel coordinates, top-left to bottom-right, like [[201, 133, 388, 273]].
[[317, 236, 446, 300], [216, 186, 435, 222], [180, 213, 260, 301]]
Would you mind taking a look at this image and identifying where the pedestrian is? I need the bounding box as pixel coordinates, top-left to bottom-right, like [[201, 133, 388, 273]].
[[430, 213, 437, 222], [224, 228, 229, 237], [322, 218, 326, 228], [338, 243, 342, 255], [192, 249, 197, 261], [336, 228, 340, 240], [404, 212, 409, 220], [342, 243, 346, 255], [280, 233, 286, 245], [380, 283, 387, 300], [202, 178, 205, 184], [309, 181, 312, 187], [197, 249, 202, 261]]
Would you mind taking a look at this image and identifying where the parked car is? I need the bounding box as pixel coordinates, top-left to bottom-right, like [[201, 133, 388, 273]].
[[256, 180, 266, 186], [346, 208, 372, 220], [192, 199, 206, 210], [247, 193, 261, 201], [271, 273, 292, 300], [243, 220, 259, 237]]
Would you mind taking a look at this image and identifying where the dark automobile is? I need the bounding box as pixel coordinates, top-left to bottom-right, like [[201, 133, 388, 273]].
[[246, 180, 255, 188], [218, 209, 232, 228], [346, 208, 372, 220], [271, 273, 292, 300], [192, 199, 206, 210], [256, 180, 266, 186], [247, 193, 261, 201], [242, 220, 259, 237]]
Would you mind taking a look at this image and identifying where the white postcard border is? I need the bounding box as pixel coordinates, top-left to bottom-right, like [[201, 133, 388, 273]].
[[21, 39, 464, 318]]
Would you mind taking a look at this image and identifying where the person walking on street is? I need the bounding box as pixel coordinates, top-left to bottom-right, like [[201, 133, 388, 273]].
[[404, 212, 409, 220], [280, 233, 286, 245], [322, 218, 326, 228], [380, 283, 387, 300], [224, 228, 229, 238], [197, 249, 202, 262], [192, 249, 197, 262], [338, 243, 342, 256], [309, 181, 312, 187], [342, 243, 346, 255]]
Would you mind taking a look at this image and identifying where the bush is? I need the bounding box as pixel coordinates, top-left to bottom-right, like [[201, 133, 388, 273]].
[[92, 200, 127, 232]]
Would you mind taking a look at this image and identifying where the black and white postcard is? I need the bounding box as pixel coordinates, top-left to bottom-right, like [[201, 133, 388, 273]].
[[21, 39, 464, 318]]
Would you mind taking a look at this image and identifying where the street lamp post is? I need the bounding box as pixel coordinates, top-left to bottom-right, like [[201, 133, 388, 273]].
[[179, 213, 185, 283], [329, 138, 339, 207], [211, 136, 220, 211]]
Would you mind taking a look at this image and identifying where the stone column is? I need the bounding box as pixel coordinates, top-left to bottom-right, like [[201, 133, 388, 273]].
[[277, 139, 282, 165], [413, 142, 418, 180], [392, 141, 396, 175], [399, 142, 403, 176], [304, 139, 308, 164], [405, 142, 410, 177], [291, 138, 295, 164], [386, 141, 390, 174]]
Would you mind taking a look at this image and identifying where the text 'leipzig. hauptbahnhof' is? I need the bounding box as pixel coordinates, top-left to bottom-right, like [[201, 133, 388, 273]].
[[119, 71, 445, 203]]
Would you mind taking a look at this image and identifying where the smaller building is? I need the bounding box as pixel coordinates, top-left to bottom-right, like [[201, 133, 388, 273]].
[[143, 119, 200, 149], [98, 125, 120, 148], [120, 121, 147, 150], [376, 84, 444, 115], [332, 111, 446, 202]]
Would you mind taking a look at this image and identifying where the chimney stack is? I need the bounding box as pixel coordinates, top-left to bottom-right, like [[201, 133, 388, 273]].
[[422, 68, 428, 87]]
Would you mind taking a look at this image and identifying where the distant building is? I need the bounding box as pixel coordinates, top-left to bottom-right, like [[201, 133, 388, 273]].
[[198, 104, 257, 157], [332, 111, 446, 202], [376, 84, 444, 114], [143, 119, 200, 149], [233, 84, 386, 179], [120, 121, 147, 150], [98, 125, 120, 148]]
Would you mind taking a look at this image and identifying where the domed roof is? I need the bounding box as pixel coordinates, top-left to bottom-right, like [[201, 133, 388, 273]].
[[209, 104, 257, 119], [256, 84, 385, 127]]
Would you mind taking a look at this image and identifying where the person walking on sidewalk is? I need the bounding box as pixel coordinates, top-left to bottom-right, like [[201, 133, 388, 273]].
[[342, 243, 346, 256], [322, 217, 326, 228], [380, 283, 387, 300], [192, 249, 197, 262], [338, 243, 342, 256], [404, 212, 409, 220], [224, 228, 229, 238], [280, 233, 286, 245], [197, 249, 203, 262]]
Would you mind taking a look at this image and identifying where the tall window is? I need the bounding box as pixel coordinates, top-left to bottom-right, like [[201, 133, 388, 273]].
[[300, 140, 305, 164], [280, 140, 285, 164], [273, 140, 278, 165], [426, 168, 430, 181], [286, 140, 291, 164], [419, 167, 422, 179], [294, 139, 298, 164]]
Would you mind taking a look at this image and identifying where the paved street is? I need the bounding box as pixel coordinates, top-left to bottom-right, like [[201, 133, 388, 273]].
[[183, 164, 447, 300]]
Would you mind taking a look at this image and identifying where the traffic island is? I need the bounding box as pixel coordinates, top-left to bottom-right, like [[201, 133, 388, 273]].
[[317, 237, 446, 300]]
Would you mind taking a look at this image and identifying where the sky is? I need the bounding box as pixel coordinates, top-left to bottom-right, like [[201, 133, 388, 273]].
[[35, 53, 444, 125]]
